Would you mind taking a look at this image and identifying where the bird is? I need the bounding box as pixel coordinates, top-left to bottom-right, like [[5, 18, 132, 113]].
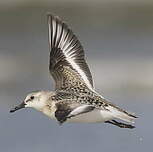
[[10, 14, 137, 129]]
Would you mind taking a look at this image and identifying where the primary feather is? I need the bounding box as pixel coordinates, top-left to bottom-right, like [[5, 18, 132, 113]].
[[48, 14, 94, 91]]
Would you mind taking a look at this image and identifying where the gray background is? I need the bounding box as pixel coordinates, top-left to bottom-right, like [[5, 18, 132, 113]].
[[0, 0, 152, 152]]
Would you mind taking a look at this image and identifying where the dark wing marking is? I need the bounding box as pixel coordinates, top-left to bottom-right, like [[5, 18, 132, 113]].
[[67, 105, 95, 119], [55, 102, 94, 124], [55, 102, 71, 124], [47, 14, 94, 91]]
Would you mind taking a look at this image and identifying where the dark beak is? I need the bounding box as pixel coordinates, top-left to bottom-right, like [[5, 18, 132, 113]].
[[10, 102, 26, 113]]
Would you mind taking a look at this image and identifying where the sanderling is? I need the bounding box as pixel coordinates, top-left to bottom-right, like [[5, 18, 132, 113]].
[[10, 14, 137, 128]]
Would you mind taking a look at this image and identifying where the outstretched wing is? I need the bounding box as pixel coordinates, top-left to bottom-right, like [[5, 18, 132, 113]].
[[47, 14, 94, 91]]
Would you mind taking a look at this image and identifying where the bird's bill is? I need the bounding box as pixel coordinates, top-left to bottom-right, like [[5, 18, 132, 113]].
[[10, 102, 26, 113]]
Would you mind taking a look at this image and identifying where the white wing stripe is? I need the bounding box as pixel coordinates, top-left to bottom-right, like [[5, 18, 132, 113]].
[[48, 18, 52, 49], [48, 14, 96, 91], [64, 53, 93, 90], [55, 27, 94, 90]]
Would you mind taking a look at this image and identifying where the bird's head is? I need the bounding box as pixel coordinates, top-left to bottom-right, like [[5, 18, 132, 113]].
[[10, 91, 52, 113]]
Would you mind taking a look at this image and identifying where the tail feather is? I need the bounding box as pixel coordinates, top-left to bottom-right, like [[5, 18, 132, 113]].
[[115, 111, 137, 123], [107, 105, 137, 123]]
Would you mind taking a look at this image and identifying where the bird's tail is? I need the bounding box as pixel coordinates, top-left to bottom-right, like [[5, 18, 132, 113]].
[[107, 105, 137, 123]]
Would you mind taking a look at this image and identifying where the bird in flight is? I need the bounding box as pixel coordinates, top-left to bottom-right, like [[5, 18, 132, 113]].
[[10, 14, 137, 129]]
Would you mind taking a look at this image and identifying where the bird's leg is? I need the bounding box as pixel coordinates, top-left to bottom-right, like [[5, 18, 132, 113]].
[[105, 120, 135, 129]]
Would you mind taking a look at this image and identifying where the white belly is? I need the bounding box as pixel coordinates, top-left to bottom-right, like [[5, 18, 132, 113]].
[[41, 107, 114, 123], [66, 109, 114, 123]]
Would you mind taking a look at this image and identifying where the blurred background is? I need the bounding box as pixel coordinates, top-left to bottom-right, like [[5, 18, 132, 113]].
[[0, 0, 153, 152]]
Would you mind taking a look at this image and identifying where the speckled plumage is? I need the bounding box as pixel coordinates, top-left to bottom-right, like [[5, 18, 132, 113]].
[[47, 14, 137, 127], [10, 14, 137, 129]]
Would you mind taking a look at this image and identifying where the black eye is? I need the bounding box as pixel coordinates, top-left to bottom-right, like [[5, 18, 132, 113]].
[[30, 96, 34, 100]]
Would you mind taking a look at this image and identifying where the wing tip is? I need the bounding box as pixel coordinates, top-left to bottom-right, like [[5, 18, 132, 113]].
[[46, 12, 54, 18], [46, 12, 53, 21], [47, 12, 62, 23]]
